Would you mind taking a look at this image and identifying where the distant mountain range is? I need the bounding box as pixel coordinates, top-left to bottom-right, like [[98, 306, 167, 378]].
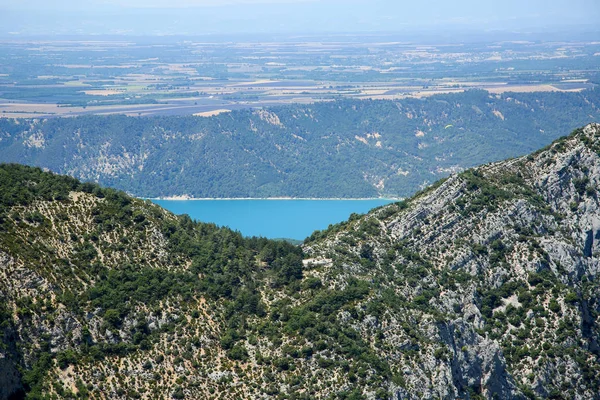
[[1, 123, 599, 399], [1, 89, 599, 198]]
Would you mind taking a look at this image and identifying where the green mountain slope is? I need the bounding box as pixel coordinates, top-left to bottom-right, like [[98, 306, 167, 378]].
[[1, 124, 600, 399], [0, 89, 599, 198]]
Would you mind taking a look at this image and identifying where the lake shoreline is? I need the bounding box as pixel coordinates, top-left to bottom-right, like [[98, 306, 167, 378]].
[[145, 196, 403, 201], [149, 198, 397, 240]]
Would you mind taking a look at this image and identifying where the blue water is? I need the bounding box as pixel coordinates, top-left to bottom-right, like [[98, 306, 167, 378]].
[[152, 199, 395, 240]]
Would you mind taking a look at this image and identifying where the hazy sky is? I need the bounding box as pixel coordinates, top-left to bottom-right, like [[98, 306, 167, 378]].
[[0, 0, 598, 36]]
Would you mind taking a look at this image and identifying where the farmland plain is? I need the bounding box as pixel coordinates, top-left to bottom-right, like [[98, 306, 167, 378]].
[[1, 35, 598, 118]]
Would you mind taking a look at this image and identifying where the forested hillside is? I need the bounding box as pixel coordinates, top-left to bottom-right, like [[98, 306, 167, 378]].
[[1, 124, 599, 399], [1, 89, 599, 198]]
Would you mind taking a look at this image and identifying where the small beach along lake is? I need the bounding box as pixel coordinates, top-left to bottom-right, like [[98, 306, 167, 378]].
[[152, 199, 396, 241]]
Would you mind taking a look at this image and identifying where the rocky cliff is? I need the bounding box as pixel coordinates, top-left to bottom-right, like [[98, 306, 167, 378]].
[[1, 124, 599, 399]]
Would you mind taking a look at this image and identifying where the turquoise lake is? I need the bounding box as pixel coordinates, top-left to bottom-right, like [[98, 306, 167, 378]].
[[152, 199, 396, 240]]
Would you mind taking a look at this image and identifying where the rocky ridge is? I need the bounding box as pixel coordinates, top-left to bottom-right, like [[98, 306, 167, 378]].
[[304, 123, 600, 399]]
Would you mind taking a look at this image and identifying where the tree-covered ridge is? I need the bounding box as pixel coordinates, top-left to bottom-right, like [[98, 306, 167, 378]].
[[0, 164, 392, 399], [0, 89, 599, 198]]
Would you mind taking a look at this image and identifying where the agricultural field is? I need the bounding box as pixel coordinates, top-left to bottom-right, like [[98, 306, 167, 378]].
[[0, 36, 598, 117]]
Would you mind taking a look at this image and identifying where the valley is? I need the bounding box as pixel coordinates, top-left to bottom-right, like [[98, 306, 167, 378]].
[[1, 124, 599, 399], [0, 15, 599, 400]]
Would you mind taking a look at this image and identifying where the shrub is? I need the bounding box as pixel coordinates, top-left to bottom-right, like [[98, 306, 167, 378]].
[[564, 292, 578, 304], [227, 344, 249, 361]]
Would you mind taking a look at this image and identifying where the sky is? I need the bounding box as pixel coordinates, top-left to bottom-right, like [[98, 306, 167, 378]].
[[0, 0, 598, 37]]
